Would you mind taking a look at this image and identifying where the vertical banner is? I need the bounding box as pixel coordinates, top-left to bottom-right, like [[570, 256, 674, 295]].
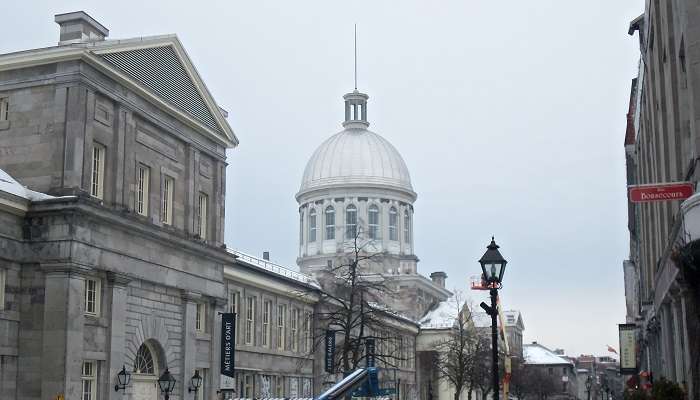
[[324, 330, 336, 374], [619, 324, 637, 374], [365, 338, 375, 367], [220, 313, 236, 390]]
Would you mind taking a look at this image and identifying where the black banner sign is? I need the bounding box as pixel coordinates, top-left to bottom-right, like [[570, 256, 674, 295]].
[[221, 313, 236, 379], [324, 330, 335, 374], [365, 338, 375, 367]]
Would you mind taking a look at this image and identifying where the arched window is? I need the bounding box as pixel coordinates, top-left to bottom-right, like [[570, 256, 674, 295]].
[[389, 207, 398, 241], [404, 209, 411, 243], [299, 211, 304, 245], [325, 206, 335, 240], [308, 209, 317, 242], [368, 204, 379, 240], [133, 343, 155, 374], [346, 205, 357, 239]]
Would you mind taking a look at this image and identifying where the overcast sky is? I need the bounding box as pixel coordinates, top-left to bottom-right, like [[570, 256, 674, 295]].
[[3, 0, 644, 358]]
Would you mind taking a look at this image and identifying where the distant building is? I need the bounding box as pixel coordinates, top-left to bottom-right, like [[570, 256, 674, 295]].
[[523, 342, 578, 400], [625, 2, 700, 398]]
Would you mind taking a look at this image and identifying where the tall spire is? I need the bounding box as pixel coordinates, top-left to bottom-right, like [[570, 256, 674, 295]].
[[354, 23, 357, 90], [343, 24, 369, 129]]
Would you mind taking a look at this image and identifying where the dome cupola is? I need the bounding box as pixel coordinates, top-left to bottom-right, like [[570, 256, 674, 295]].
[[297, 91, 415, 201]]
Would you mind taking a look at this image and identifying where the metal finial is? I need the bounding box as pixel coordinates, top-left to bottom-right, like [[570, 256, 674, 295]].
[[354, 23, 357, 90]]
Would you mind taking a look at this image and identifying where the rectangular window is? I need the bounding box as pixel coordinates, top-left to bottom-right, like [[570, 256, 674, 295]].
[[161, 176, 174, 225], [228, 290, 240, 344], [136, 165, 150, 216], [243, 374, 254, 397], [303, 311, 312, 353], [82, 361, 97, 400], [198, 193, 208, 239], [262, 300, 272, 347], [84, 278, 100, 316], [276, 376, 285, 396], [245, 296, 255, 345], [196, 303, 206, 333], [277, 304, 287, 350], [91, 144, 105, 199], [0, 97, 8, 121], [290, 308, 299, 352], [0, 269, 5, 311]]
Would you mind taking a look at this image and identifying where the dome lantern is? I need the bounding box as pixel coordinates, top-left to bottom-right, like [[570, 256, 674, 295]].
[[342, 90, 369, 129]]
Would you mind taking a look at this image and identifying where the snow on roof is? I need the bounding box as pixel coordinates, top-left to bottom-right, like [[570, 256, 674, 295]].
[[420, 296, 461, 329], [227, 249, 320, 288], [524, 343, 574, 366], [0, 168, 55, 201]]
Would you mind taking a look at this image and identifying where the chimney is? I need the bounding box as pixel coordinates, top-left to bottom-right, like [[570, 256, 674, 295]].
[[55, 11, 109, 45], [430, 271, 447, 288], [262, 251, 270, 261]]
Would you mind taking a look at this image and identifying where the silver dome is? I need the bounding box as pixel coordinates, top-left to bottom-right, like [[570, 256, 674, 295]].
[[298, 127, 414, 197]]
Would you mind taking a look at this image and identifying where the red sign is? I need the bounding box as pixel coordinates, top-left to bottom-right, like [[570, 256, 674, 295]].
[[629, 182, 694, 203]]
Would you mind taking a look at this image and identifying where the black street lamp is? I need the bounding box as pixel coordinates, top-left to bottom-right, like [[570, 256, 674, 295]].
[[585, 375, 592, 400], [157, 368, 177, 400], [114, 365, 132, 392], [478, 237, 508, 400], [188, 370, 203, 395]]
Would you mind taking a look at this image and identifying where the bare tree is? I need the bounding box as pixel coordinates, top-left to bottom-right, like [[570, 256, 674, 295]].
[[300, 226, 412, 385], [431, 292, 492, 400]]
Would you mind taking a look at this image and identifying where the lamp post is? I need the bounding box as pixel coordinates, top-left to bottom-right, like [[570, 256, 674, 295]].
[[188, 370, 203, 396], [585, 375, 592, 400], [114, 365, 132, 392], [478, 237, 508, 400], [157, 368, 177, 400]]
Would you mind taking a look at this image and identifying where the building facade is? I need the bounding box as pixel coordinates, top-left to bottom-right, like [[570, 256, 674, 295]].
[[0, 11, 239, 400], [624, 2, 700, 398]]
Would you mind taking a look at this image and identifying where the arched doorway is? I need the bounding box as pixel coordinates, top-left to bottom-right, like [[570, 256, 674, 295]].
[[131, 341, 159, 400]]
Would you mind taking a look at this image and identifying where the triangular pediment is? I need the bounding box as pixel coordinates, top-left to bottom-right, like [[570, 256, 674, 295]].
[[92, 37, 237, 147]]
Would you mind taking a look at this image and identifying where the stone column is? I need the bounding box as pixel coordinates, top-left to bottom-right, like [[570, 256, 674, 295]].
[[181, 292, 200, 397], [679, 289, 693, 399], [106, 272, 131, 400], [40, 263, 87, 400], [670, 294, 685, 384]]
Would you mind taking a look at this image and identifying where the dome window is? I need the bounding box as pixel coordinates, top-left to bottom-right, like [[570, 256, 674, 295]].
[[299, 211, 304, 245], [346, 205, 357, 239], [404, 210, 411, 243], [325, 206, 335, 240], [368, 204, 380, 240], [389, 207, 398, 241], [308, 209, 317, 242]]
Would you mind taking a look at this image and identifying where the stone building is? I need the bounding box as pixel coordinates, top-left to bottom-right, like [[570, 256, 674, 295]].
[[295, 88, 452, 397], [624, 2, 700, 398], [296, 89, 451, 322], [523, 342, 578, 400], [0, 11, 238, 400]]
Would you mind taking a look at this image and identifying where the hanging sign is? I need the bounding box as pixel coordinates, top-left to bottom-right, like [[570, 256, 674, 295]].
[[325, 330, 336, 374], [619, 324, 637, 374], [628, 182, 694, 203], [366, 338, 376, 367], [220, 313, 236, 390]]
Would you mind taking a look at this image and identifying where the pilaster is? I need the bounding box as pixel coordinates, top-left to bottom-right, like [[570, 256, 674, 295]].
[[106, 272, 131, 400], [181, 291, 200, 398], [40, 263, 89, 400], [62, 85, 87, 191]]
